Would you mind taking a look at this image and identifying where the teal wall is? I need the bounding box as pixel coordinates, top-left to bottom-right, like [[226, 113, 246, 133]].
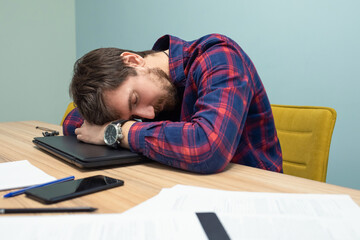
[[0, 0, 76, 124], [75, 0, 359, 189]]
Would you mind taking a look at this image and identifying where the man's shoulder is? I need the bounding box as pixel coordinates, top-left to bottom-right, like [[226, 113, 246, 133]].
[[199, 33, 230, 40], [186, 34, 241, 55], [195, 33, 235, 45], [154, 33, 237, 50]]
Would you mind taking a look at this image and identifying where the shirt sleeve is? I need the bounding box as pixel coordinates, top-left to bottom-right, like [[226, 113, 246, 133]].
[[128, 47, 254, 174], [62, 108, 84, 136]]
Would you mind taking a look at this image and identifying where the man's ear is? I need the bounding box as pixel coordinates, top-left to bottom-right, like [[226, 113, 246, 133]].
[[120, 52, 145, 67]]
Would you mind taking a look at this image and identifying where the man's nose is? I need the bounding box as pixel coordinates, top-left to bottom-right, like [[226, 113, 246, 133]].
[[133, 105, 155, 119]]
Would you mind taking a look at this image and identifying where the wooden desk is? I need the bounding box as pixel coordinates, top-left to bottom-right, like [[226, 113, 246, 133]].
[[1, 121, 360, 214]]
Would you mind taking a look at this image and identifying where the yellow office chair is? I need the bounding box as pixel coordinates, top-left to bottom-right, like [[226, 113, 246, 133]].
[[271, 104, 337, 182], [60, 102, 77, 125]]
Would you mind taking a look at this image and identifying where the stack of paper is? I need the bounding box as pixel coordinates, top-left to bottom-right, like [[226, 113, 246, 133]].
[[1, 185, 359, 239], [0, 212, 207, 239], [124, 185, 360, 239]]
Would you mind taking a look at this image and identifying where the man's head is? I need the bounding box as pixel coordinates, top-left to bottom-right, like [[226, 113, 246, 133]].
[[70, 48, 177, 125]]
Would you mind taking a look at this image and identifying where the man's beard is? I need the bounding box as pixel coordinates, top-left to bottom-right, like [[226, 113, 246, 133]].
[[149, 68, 178, 115]]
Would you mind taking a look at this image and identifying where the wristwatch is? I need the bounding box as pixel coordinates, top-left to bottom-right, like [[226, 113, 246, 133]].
[[104, 120, 128, 148]]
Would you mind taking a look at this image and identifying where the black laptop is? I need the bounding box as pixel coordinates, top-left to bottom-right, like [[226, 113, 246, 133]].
[[33, 136, 146, 168]]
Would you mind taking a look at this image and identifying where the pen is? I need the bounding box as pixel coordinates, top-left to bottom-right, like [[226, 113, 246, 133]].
[[3, 176, 75, 198], [0, 207, 97, 214]]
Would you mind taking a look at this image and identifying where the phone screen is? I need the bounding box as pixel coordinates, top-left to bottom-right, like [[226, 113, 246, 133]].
[[25, 175, 124, 204]]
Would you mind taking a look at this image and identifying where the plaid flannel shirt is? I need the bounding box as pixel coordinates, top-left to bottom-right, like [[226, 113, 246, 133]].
[[63, 34, 283, 174]]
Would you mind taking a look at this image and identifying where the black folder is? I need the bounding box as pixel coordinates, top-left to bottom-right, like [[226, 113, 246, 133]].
[[33, 136, 146, 168]]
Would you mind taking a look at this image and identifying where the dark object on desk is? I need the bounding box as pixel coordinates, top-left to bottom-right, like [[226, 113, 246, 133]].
[[36, 126, 60, 137], [196, 212, 231, 240], [25, 175, 124, 204], [42, 131, 60, 137], [33, 135, 146, 168], [0, 207, 97, 214]]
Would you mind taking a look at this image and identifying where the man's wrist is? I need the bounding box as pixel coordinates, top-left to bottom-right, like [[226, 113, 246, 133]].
[[119, 120, 136, 149]]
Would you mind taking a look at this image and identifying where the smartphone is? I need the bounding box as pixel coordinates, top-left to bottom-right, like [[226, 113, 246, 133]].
[[25, 175, 124, 204]]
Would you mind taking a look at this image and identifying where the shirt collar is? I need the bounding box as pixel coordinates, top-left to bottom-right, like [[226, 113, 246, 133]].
[[152, 35, 187, 87]]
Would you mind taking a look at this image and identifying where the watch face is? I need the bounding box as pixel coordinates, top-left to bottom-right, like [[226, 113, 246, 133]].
[[104, 124, 118, 145]]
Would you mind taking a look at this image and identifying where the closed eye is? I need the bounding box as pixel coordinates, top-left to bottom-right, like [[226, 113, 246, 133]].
[[129, 91, 138, 111]]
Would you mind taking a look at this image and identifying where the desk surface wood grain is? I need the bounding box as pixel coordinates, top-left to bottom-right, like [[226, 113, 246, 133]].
[[1, 121, 359, 214]]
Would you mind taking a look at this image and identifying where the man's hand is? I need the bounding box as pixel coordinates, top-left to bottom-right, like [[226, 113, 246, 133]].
[[75, 120, 136, 149], [75, 120, 108, 145]]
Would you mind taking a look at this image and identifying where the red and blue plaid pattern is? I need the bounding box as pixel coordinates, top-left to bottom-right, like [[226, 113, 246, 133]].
[[63, 34, 282, 174], [62, 108, 83, 136]]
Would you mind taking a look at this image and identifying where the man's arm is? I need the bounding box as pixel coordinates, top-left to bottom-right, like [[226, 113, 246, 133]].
[[119, 121, 134, 148], [63, 107, 135, 148], [74, 120, 135, 148]]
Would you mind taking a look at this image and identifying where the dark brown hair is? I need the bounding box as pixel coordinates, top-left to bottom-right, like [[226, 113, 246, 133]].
[[69, 48, 155, 125]]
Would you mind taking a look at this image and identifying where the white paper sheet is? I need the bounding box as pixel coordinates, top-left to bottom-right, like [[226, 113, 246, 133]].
[[0, 160, 56, 191], [217, 213, 360, 240], [0, 212, 208, 240], [125, 185, 360, 217], [124, 185, 360, 239]]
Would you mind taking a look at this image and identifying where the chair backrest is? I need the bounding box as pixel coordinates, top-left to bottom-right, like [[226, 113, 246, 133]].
[[271, 104, 337, 182], [60, 102, 76, 125]]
